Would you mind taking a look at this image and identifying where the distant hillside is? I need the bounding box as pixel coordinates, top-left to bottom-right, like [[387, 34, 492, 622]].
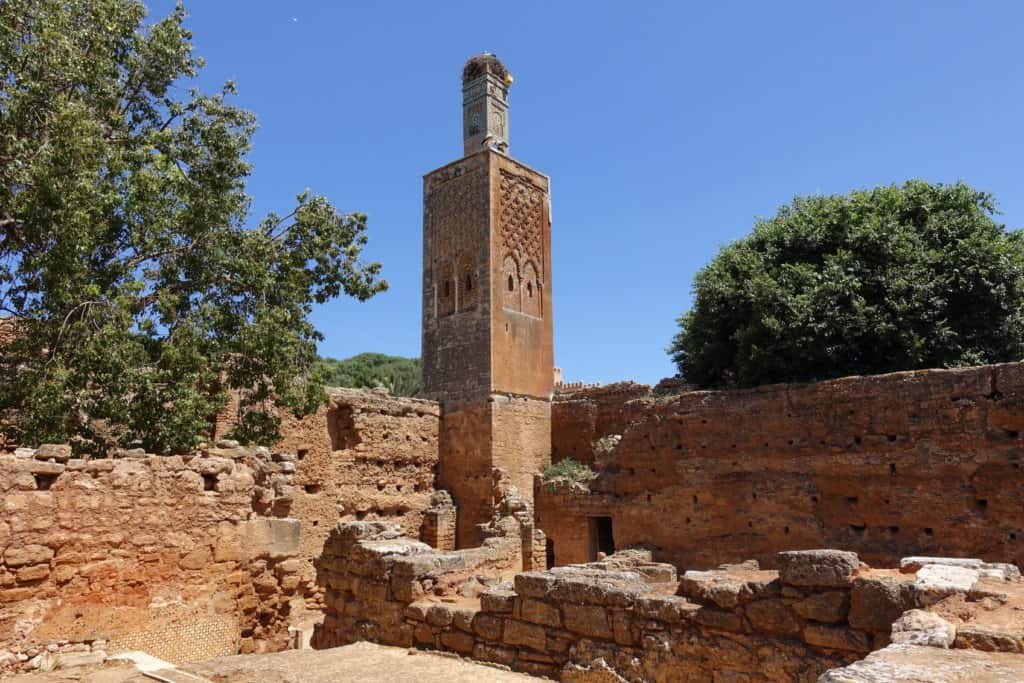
[[316, 353, 422, 397]]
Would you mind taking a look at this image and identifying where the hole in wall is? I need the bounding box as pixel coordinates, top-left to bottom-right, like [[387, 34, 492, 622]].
[[507, 275, 514, 291], [811, 495, 819, 503], [313, 520, 319, 527], [202, 474, 217, 491], [304, 484, 321, 494], [854, 436, 862, 445], [846, 496, 858, 505], [976, 499, 989, 510], [887, 434, 898, 442], [465, 274, 473, 291], [890, 463, 897, 476], [850, 523, 867, 533], [296, 448, 308, 461], [1011, 533, 1018, 541], [784, 526, 790, 535], [376, 483, 386, 491], [747, 521, 753, 528], [34, 473, 59, 491], [527, 281, 533, 298], [692, 495, 698, 504], [924, 527, 934, 536], [888, 526, 900, 534], [443, 280, 450, 297]]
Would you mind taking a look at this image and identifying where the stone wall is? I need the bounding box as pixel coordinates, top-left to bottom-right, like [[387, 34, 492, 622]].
[[0, 443, 308, 671], [274, 388, 441, 569], [551, 382, 651, 466], [540, 363, 1024, 570], [313, 521, 1020, 681]]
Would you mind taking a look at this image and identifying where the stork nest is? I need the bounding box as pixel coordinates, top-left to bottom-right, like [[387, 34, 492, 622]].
[[462, 53, 509, 82]]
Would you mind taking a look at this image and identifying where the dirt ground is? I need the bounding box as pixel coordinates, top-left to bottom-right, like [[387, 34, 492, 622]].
[[6, 642, 540, 683]]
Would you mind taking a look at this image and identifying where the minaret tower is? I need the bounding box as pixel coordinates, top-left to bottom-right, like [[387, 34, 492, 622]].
[[422, 54, 554, 547]]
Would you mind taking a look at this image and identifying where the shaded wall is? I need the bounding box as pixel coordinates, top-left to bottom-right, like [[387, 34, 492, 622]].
[[539, 363, 1024, 570]]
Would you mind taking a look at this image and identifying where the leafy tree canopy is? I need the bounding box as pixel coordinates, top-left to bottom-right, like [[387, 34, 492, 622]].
[[0, 1, 387, 453], [669, 180, 1024, 388], [316, 353, 421, 398]]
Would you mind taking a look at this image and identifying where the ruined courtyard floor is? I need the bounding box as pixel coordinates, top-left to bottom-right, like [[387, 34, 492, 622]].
[[6, 642, 539, 683]]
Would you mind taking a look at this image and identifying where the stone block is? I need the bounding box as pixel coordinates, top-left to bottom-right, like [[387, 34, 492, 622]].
[[502, 619, 546, 651], [178, 546, 212, 570], [242, 518, 301, 559], [900, 556, 1021, 582], [913, 564, 979, 605], [473, 642, 516, 666], [849, 576, 917, 632], [777, 550, 859, 588], [55, 651, 106, 669], [413, 623, 435, 646], [890, 609, 956, 648], [34, 444, 71, 462], [426, 604, 454, 627], [520, 598, 561, 628], [15, 564, 50, 583], [472, 613, 504, 641], [635, 595, 700, 624], [452, 607, 476, 632], [954, 625, 1024, 653], [693, 607, 744, 633], [562, 603, 613, 639], [744, 598, 801, 635], [804, 624, 871, 652], [440, 629, 475, 654], [4, 544, 54, 568], [514, 572, 556, 599], [480, 588, 516, 613], [792, 590, 848, 623]]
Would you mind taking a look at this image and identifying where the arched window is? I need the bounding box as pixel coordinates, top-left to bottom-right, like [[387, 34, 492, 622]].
[[443, 280, 451, 298], [527, 281, 533, 298], [465, 273, 473, 291], [507, 274, 514, 292]]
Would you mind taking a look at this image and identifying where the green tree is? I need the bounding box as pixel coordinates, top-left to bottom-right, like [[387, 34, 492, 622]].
[[669, 181, 1024, 388], [0, 1, 387, 453], [316, 353, 422, 397]]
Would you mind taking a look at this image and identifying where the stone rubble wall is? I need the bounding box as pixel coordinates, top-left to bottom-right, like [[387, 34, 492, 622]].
[[541, 363, 1024, 570], [551, 382, 651, 466], [312, 527, 1023, 682], [273, 388, 441, 572], [0, 442, 307, 672]]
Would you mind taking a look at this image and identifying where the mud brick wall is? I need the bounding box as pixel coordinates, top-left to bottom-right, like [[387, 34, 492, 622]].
[[551, 382, 651, 465], [540, 363, 1024, 570], [0, 444, 306, 662], [316, 525, 1006, 681], [274, 388, 440, 566]]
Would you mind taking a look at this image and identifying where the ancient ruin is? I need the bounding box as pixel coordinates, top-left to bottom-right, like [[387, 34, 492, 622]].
[[4, 54, 1024, 682]]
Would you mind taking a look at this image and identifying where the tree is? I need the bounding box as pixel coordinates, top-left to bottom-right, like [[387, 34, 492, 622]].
[[0, 1, 387, 453], [315, 353, 422, 397], [669, 181, 1024, 388]]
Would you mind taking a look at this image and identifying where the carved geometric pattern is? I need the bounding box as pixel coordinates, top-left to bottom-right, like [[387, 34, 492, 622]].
[[426, 160, 486, 270], [498, 169, 545, 277]]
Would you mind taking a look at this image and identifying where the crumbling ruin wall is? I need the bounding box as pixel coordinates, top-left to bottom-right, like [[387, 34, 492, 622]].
[[314, 522, 1019, 681], [540, 363, 1024, 570], [551, 382, 650, 465], [274, 388, 441, 569], [0, 444, 307, 668]]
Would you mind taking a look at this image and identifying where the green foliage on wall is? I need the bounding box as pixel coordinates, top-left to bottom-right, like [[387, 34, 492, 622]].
[[670, 180, 1024, 388]]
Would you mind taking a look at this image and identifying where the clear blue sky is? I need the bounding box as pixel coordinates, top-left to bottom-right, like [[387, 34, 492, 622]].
[[150, 0, 1024, 385]]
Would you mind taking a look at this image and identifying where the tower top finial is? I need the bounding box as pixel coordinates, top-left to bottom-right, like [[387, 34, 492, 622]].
[[462, 53, 512, 84], [461, 54, 512, 156]]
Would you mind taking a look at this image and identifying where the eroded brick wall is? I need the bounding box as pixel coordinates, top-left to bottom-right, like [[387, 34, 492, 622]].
[[551, 382, 651, 465], [275, 389, 441, 566], [0, 445, 306, 665], [540, 363, 1024, 570]]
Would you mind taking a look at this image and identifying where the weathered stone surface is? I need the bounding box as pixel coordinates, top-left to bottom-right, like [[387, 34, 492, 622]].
[[744, 598, 801, 635], [820, 643, 1024, 682], [480, 588, 516, 613], [900, 557, 1021, 582], [849, 576, 917, 632], [562, 603, 613, 639], [792, 590, 848, 623], [520, 597, 561, 627], [778, 550, 859, 588], [472, 613, 503, 641], [803, 623, 871, 652], [34, 444, 71, 462], [954, 625, 1024, 653], [679, 570, 776, 609], [890, 609, 956, 648], [3, 544, 54, 568], [503, 619, 546, 651], [914, 564, 979, 605]]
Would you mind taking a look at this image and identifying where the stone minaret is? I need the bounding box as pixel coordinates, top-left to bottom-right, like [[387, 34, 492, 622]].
[[422, 54, 553, 547]]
